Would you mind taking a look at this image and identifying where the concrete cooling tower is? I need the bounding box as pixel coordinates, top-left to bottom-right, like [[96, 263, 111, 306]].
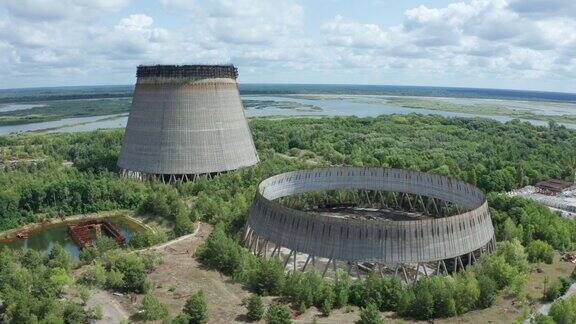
[[118, 64, 259, 182]]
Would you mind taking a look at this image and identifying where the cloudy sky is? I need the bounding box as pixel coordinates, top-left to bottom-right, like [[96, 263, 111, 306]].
[[1, 0, 575, 92]]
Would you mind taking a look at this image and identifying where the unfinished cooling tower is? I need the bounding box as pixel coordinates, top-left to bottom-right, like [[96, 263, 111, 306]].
[[118, 64, 259, 182], [244, 167, 495, 281]]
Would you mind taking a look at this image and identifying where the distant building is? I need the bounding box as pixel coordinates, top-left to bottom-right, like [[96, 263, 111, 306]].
[[118, 64, 259, 182], [535, 179, 572, 195]]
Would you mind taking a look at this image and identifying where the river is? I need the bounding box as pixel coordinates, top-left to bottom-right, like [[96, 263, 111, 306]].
[[0, 95, 573, 135]]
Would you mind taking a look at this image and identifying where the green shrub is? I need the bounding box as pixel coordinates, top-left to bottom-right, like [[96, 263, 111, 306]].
[[104, 251, 149, 293], [527, 240, 554, 264], [81, 262, 107, 287], [533, 314, 556, 324], [428, 276, 456, 317], [250, 258, 285, 295], [544, 276, 573, 301], [63, 302, 86, 324], [321, 293, 333, 317], [196, 227, 244, 276], [333, 270, 350, 308], [477, 275, 498, 308], [129, 230, 168, 249], [170, 314, 191, 324], [106, 269, 124, 290], [544, 277, 563, 301], [356, 302, 383, 324], [47, 243, 71, 271], [549, 294, 576, 324], [89, 305, 103, 320], [411, 281, 435, 319], [266, 303, 291, 324], [454, 272, 480, 314], [184, 290, 208, 324], [245, 294, 264, 321], [174, 212, 196, 236], [140, 294, 169, 320]]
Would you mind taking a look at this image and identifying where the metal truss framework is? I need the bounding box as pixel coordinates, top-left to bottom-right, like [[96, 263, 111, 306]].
[[244, 167, 496, 279]]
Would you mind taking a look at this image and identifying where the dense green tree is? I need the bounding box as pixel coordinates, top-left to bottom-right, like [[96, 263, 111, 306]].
[[104, 251, 149, 293], [47, 243, 71, 271], [5, 114, 576, 322], [549, 294, 576, 324], [527, 240, 555, 264], [454, 272, 480, 314], [477, 275, 499, 308]]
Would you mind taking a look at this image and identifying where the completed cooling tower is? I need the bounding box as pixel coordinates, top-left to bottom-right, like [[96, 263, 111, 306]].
[[118, 65, 259, 181]]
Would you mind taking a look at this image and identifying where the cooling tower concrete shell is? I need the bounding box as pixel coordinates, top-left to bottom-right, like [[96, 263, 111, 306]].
[[118, 65, 259, 180], [244, 167, 495, 278]]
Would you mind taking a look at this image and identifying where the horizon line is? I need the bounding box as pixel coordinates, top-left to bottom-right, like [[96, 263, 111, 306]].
[[1, 82, 576, 97]]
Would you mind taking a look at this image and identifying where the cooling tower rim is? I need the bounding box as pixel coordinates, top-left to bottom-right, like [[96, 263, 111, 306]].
[[137, 64, 238, 79], [135, 77, 238, 85], [244, 166, 495, 264]]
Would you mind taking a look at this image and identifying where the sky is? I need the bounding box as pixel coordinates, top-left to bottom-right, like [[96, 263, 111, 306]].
[[0, 0, 575, 93]]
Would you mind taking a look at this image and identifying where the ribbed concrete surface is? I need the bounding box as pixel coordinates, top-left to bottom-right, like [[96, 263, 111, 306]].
[[118, 73, 259, 176], [246, 167, 494, 264]]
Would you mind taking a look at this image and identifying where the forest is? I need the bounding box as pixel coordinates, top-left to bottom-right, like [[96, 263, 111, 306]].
[[2, 114, 576, 322]]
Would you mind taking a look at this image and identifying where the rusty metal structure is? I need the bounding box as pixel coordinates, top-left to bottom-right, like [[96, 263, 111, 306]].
[[244, 167, 495, 281], [68, 219, 125, 248], [535, 179, 572, 195], [118, 64, 259, 182]]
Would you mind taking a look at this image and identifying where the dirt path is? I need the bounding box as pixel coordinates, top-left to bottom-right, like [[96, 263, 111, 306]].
[[113, 222, 254, 323], [86, 289, 130, 323]]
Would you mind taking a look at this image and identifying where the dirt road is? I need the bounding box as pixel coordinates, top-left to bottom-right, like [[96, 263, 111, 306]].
[[114, 222, 254, 323]]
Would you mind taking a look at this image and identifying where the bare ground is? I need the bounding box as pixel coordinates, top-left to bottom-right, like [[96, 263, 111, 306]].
[[82, 223, 576, 323], [113, 222, 256, 323], [86, 289, 130, 323]]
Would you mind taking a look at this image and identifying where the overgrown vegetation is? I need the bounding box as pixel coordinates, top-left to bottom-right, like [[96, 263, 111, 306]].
[[244, 294, 265, 321], [3, 114, 576, 321], [0, 246, 87, 322], [199, 231, 530, 320], [80, 248, 162, 294], [536, 294, 576, 324]]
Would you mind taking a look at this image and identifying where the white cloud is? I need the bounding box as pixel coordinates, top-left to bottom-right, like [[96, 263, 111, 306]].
[[206, 0, 304, 45], [0, 0, 575, 91], [2, 0, 131, 21], [321, 0, 576, 86], [509, 0, 576, 19]]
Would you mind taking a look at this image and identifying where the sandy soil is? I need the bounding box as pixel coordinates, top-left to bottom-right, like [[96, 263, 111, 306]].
[[86, 289, 130, 323], [111, 222, 254, 323]]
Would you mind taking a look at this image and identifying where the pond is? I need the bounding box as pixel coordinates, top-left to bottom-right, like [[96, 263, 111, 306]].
[[0, 216, 146, 260]]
